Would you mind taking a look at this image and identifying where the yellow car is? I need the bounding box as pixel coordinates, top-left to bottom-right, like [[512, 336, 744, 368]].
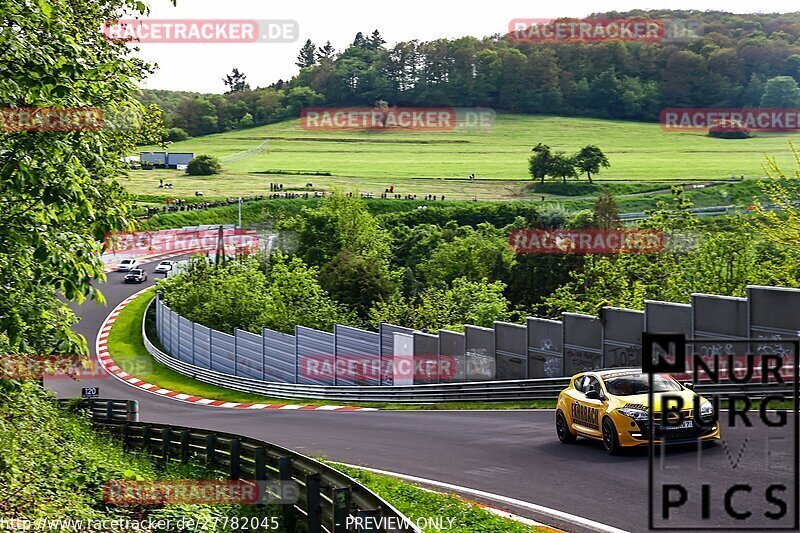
[[556, 368, 720, 454]]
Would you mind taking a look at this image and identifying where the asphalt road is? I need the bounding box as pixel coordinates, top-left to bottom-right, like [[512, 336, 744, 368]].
[[45, 257, 799, 533]]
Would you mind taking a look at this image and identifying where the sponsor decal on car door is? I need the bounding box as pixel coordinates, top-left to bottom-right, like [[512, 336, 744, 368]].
[[571, 376, 602, 435]]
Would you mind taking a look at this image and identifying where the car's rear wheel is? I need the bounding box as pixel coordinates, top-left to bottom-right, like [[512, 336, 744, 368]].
[[602, 417, 622, 455], [556, 410, 577, 444]]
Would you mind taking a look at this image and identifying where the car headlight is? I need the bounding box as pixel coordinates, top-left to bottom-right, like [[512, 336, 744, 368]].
[[699, 400, 714, 420], [618, 408, 649, 421]]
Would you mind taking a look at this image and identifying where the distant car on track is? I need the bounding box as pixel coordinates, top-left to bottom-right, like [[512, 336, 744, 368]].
[[154, 260, 176, 274], [123, 269, 147, 283], [556, 369, 720, 454], [116, 258, 139, 272]]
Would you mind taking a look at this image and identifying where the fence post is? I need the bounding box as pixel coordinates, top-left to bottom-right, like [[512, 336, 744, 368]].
[[122, 423, 131, 450], [180, 430, 191, 463], [142, 425, 152, 453], [206, 434, 217, 467], [279, 457, 297, 531], [106, 401, 113, 421], [234, 330, 238, 376], [306, 473, 321, 533], [254, 447, 268, 481], [128, 400, 139, 422], [161, 427, 171, 462], [229, 439, 241, 479], [332, 488, 351, 533]]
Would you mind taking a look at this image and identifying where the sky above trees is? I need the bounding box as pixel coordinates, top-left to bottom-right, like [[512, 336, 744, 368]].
[[137, 0, 800, 92]]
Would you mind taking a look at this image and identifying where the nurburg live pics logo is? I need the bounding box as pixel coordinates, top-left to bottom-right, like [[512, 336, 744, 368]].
[[643, 333, 799, 530]]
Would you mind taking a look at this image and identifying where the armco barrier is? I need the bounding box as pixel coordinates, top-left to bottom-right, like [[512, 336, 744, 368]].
[[142, 299, 794, 403], [67, 399, 417, 533], [60, 398, 140, 422]]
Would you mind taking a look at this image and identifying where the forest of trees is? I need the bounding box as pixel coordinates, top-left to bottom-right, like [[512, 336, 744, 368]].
[[141, 10, 800, 138], [157, 158, 800, 335]]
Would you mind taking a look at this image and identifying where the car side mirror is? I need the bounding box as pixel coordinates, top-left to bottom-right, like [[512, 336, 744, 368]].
[[682, 382, 694, 390], [586, 388, 601, 400]]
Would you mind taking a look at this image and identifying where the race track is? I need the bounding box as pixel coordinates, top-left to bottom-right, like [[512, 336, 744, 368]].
[[45, 257, 798, 533]]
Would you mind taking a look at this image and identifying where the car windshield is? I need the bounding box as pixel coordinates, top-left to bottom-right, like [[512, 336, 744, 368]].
[[602, 373, 682, 396], [121, 259, 132, 264], [129, 269, 142, 274], [160, 261, 171, 265]]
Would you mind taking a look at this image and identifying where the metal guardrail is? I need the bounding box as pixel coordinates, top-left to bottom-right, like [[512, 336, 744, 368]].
[[96, 421, 418, 533], [140, 299, 795, 403], [60, 398, 140, 422], [63, 398, 418, 532]]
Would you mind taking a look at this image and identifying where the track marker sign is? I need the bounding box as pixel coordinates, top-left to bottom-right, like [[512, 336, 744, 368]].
[[645, 334, 799, 530], [81, 387, 100, 398]]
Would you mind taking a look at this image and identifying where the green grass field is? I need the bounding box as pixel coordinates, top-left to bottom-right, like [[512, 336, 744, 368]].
[[125, 114, 800, 202]]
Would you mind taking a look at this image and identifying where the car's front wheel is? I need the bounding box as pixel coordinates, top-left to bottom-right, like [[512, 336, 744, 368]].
[[602, 417, 622, 455], [556, 410, 577, 444]]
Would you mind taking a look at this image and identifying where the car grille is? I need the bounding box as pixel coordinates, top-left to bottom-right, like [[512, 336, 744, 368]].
[[651, 408, 693, 421]]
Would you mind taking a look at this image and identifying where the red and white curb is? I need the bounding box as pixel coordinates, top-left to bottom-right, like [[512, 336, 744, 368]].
[[95, 288, 377, 412]]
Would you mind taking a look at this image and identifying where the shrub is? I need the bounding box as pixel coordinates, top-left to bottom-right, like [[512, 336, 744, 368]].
[[166, 127, 189, 142], [186, 154, 222, 175]]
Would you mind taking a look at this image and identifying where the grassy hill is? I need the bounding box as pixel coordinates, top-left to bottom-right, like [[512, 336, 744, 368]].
[[127, 114, 799, 202]]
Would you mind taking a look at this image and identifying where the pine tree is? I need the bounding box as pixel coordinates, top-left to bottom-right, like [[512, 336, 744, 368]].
[[222, 68, 249, 93], [296, 39, 317, 68], [316, 41, 336, 62], [367, 30, 385, 50]]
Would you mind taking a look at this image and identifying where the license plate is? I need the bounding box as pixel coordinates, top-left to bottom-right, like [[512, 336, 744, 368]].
[[663, 420, 693, 430]]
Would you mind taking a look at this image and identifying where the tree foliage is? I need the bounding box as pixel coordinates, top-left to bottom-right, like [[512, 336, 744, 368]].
[[370, 277, 510, 331], [157, 256, 351, 334], [760, 76, 800, 108], [529, 144, 553, 184], [186, 154, 222, 175], [574, 145, 610, 183], [296, 40, 317, 68], [593, 191, 621, 230], [145, 11, 800, 134], [0, 0, 148, 357], [222, 68, 250, 94]]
